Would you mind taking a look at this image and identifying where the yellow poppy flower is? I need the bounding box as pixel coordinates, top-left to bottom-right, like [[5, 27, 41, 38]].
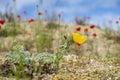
[[72, 32, 87, 44]]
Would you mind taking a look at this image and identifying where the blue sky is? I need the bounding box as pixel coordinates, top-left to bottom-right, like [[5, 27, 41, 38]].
[[0, 0, 120, 28]]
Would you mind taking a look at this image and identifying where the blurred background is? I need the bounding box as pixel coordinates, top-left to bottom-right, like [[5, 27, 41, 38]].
[[0, 0, 120, 29]]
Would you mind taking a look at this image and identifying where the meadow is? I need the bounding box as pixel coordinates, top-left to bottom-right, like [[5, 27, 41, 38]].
[[0, 0, 120, 80]]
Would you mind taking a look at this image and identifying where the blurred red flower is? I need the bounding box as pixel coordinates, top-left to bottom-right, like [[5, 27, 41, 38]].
[[0, 20, 5, 25], [17, 15, 21, 18], [92, 33, 97, 38], [38, 12, 42, 15], [76, 43, 81, 46], [76, 27, 81, 31], [28, 19, 34, 23], [90, 25, 95, 29], [84, 28, 88, 33]]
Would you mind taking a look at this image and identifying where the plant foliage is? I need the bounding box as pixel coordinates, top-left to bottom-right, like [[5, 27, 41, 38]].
[[6, 45, 31, 64]]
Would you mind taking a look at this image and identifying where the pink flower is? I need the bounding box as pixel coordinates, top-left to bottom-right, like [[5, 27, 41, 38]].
[[87, 16, 90, 20], [58, 13, 61, 17], [23, 11, 27, 14]]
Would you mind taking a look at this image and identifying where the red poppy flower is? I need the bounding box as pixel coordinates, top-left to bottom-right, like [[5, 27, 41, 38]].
[[76, 43, 81, 46], [84, 28, 88, 33], [38, 12, 42, 15], [17, 15, 20, 18], [116, 21, 119, 24], [90, 25, 95, 29], [28, 19, 34, 23], [76, 27, 81, 31], [92, 33, 97, 38], [0, 20, 5, 25]]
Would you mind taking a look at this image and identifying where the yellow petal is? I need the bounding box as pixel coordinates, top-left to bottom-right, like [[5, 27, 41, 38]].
[[72, 32, 87, 44]]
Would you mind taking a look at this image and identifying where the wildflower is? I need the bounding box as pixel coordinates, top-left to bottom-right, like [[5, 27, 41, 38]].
[[76, 27, 81, 31], [116, 21, 119, 24], [0, 20, 5, 25], [58, 13, 61, 18], [84, 28, 88, 33], [38, 12, 42, 15], [87, 16, 90, 20], [28, 19, 34, 23], [72, 32, 87, 45], [76, 43, 81, 46], [17, 15, 20, 18], [90, 25, 95, 29], [92, 33, 97, 38], [58, 11, 64, 17]]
